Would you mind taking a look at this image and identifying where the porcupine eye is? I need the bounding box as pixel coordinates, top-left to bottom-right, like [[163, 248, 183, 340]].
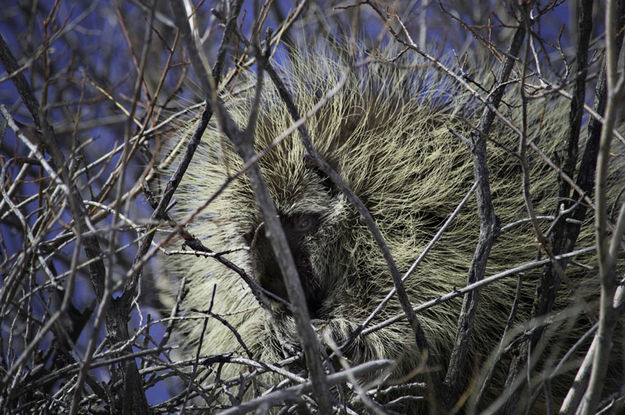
[[293, 214, 315, 233]]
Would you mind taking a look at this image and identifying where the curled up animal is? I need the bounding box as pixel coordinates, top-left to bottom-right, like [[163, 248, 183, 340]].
[[156, 45, 625, 414]]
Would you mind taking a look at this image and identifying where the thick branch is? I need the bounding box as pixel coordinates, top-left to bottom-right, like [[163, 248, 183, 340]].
[[444, 24, 525, 397]]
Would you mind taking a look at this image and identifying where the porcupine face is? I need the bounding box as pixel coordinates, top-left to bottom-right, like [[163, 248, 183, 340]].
[[237, 148, 350, 321]]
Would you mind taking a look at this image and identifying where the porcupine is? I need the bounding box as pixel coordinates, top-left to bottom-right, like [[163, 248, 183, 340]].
[[156, 48, 624, 413]]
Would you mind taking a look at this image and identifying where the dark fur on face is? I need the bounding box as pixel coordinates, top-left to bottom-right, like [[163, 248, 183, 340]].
[[247, 212, 326, 317]]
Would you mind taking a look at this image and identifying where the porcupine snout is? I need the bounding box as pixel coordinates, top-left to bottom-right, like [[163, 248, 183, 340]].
[[246, 212, 326, 318]]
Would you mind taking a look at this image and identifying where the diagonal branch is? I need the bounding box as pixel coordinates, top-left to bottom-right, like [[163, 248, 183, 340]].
[[168, 2, 332, 412], [444, 24, 525, 397]]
